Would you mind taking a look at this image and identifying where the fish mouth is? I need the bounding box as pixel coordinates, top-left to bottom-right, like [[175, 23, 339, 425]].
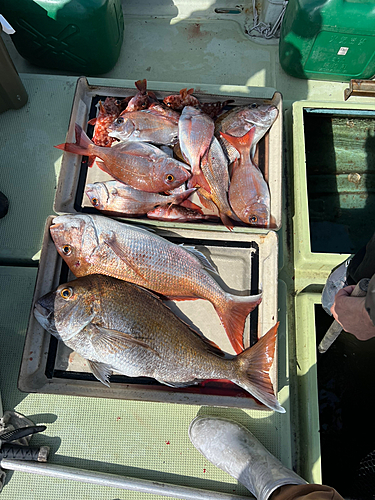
[[36, 292, 55, 317], [34, 292, 60, 338]]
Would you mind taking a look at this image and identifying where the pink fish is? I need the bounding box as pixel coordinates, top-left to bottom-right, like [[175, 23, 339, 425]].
[[178, 106, 214, 193], [55, 124, 190, 193], [192, 137, 237, 230], [220, 127, 270, 227]]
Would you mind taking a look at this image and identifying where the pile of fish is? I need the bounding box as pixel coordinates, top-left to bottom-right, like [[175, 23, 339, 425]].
[[55, 80, 279, 229], [34, 212, 284, 413], [35, 82, 283, 412]]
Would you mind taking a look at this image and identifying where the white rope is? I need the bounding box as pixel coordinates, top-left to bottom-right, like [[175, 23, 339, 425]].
[[247, 0, 288, 39]]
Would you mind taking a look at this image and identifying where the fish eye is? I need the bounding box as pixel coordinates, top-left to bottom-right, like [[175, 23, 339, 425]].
[[116, 117, 124, 124], [62, 245, 72, 256], [60, 287, 73, 300], [91, 197, 99, 207], [249, 215, 258, 224], [251, 103, 258, 109], [166, 174, 175, 182]]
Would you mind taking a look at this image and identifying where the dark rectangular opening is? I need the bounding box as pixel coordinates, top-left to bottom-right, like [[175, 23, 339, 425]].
[[315, 303, 375, 497], [303, 108, 375, 255]]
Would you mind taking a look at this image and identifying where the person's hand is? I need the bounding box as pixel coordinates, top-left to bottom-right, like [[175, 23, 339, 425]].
[[330, 285, 375, 341]]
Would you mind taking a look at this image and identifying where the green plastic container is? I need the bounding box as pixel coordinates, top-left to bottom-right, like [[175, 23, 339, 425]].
[[279, 0, 375, 81], [0, 0, 124, 75]]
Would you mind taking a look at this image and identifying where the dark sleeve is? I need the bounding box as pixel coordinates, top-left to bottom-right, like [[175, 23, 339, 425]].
[[365, 274, 375, 326], [347, 232, 375, 284]]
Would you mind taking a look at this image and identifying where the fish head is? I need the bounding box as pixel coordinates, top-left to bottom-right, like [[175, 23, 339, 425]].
[[50, 214, 99, 276], [243, 202, 270, 228], [85, 183, 111, 211], [125, 95, 149, 113], [157, 158, 191, 190], [163, 94, 182, 110], [35, 276, 99, 341], [107, 115, 135, 140], [241, 104, 279, 130], [101, 97, 121, 115]]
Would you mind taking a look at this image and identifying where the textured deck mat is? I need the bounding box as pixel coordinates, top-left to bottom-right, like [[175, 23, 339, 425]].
[[0, 75, 75, 265], [0, 267, 292, 500]]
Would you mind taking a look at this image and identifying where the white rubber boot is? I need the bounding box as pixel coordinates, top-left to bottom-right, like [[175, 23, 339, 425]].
[[189, 416, 307, 500]]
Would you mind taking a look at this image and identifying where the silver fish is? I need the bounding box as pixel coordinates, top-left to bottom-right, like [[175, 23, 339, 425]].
[[215, 103, 279, 162], [85, 181, 196, 216], [34, 274, 284, 413]]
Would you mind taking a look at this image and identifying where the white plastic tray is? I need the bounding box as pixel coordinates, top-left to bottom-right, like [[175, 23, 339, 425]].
[[19, 216, 280, 411], [53, 77, 283, 232]]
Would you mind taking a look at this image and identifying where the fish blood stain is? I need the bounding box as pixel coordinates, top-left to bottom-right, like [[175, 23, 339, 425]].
[[165, 441, 170, 445]]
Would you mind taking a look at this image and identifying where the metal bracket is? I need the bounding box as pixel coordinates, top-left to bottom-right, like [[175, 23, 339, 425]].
[[344, 79, 375, 101]]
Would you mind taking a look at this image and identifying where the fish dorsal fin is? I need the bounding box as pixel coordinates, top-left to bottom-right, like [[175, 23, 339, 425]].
[[88, 360, 113, 387], [91, 325, 159, 355], [179, 245, 218, 274], [98, 101, 105, 114]]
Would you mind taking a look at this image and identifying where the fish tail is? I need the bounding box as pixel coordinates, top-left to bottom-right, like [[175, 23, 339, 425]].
[[216, 292, 262, 354], [220, 127, 256, 155], [135, 79, 147, 93], [219, 213, 234, 231], [173, 187, 197, 205], [179, 199, 204, 213], [233, 322, 285, 413], [189, 171, 212, 194], [54, 124, 94, 156]]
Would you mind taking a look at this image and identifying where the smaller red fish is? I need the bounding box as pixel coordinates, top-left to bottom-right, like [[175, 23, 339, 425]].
[[87, 97, 121, 147], [200, 100, 235, 119], [163, 89, 234, 118], [163, 88, 200, 111], [122, 79, 158, 113]]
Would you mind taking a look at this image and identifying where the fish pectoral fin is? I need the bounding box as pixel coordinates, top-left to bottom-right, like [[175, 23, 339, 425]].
[[102, 234, 146, 282], [179, 244, 219, 275], [88, 360, 113, 387], [92, 326, 160, 356]]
